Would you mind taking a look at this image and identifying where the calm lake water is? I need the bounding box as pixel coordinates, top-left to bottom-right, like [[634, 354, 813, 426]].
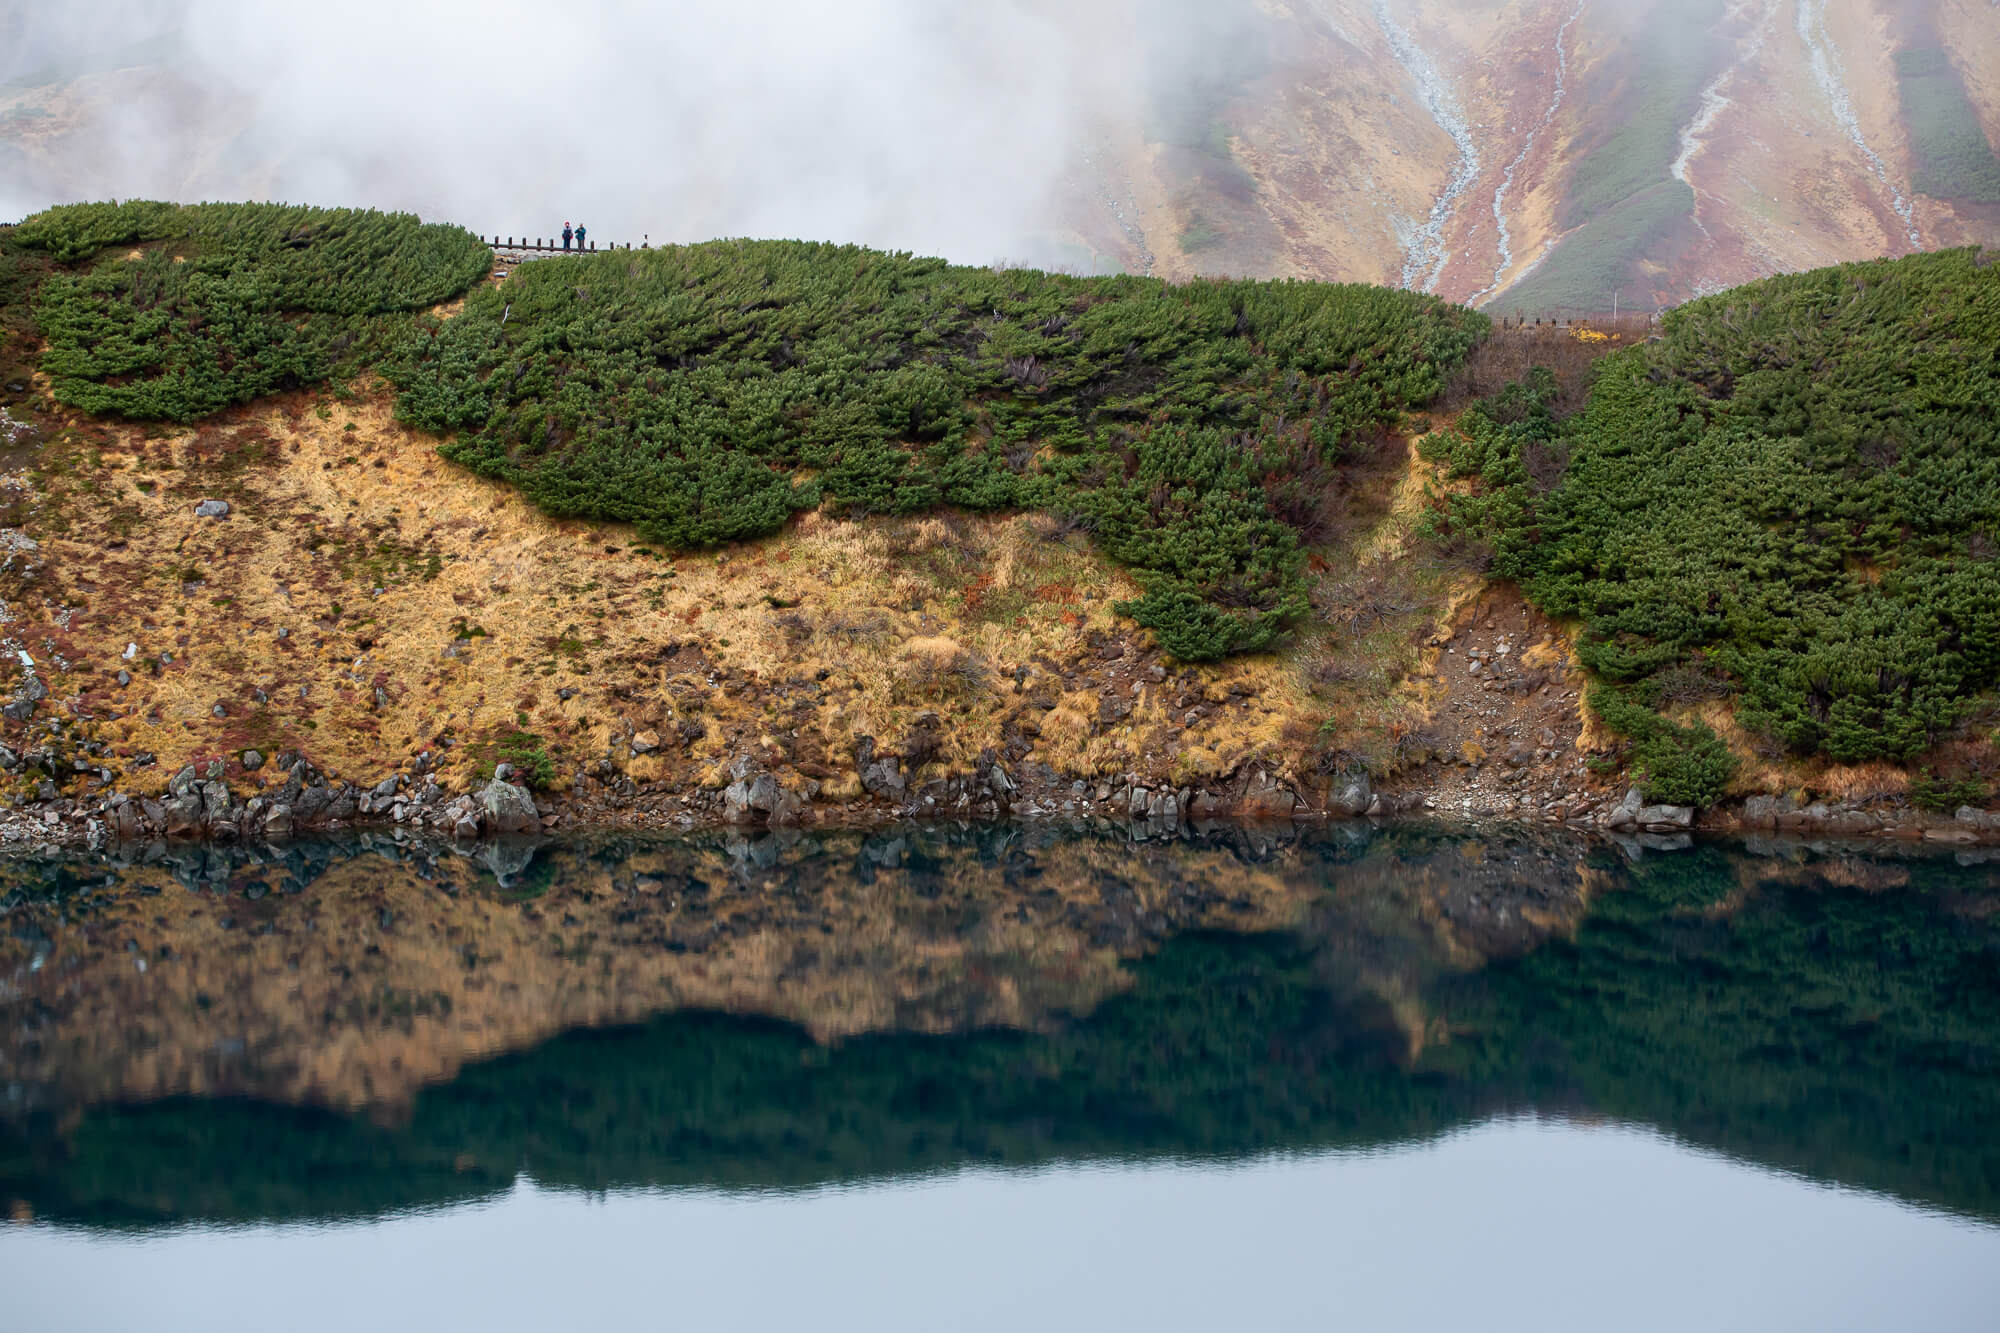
[[3, 823, 1998, 1331]]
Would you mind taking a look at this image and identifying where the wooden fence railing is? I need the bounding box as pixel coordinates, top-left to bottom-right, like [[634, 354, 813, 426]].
[[485, 235, 645, 254]]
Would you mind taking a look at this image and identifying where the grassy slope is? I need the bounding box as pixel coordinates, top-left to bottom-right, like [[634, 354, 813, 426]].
[[1898, 47, 2000, 204]]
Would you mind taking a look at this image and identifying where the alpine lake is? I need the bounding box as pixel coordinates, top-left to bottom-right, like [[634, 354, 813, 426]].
[[2, 820, 1997, 1331]]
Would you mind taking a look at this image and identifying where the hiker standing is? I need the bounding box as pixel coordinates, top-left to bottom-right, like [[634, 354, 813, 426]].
[[575, 223, 587, 251], [562, 222, 573, 251]]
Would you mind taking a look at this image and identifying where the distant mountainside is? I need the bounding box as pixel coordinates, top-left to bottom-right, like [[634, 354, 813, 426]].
[[3, 0, 1997, 311], [1058, 0, 2000, 310]]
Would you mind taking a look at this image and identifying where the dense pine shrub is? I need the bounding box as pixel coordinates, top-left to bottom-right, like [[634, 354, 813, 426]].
[[15, 201, 490, 419], [390, 240, 1483, 659], [1431, 249, 2000, 771]]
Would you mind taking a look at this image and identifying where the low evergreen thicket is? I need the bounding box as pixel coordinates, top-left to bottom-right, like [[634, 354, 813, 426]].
[[390, 240, 1483, 658], [1430, 249, 2000, 789], [14, 201, 491, 419]]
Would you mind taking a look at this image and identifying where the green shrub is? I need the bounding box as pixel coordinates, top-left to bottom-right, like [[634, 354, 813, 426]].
[[1589, 685, 1738, 807], [477, 729, 557, 791], [388, 239, 1484, 659], [1446, 250, 2000, 766], [1897, 49, 2000, 204], [15, 201, 490, 420], [6, 206, 1486, 661], [1909, 771, 1990, 813]]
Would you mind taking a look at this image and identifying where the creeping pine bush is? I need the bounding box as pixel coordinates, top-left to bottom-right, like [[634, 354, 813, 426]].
[[390, 239, 1483, 659], [1433, 248, 2000, 770], [14, 200, 490, 420]]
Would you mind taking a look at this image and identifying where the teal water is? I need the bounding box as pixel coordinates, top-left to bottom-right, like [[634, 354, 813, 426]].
[[2, 825, 1997, 1330]]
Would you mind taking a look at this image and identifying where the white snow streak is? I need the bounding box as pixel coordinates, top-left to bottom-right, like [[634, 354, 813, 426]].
[[1795, 0, 1921, 248], [1672, 0, 1782, 240], [1372, 0, 1479, 292], [1469, 0, 1586, 306]]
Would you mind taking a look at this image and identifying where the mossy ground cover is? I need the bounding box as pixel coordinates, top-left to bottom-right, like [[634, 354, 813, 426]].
[[1429, 249, 2000, 801], [389, 239, 1483, 659]]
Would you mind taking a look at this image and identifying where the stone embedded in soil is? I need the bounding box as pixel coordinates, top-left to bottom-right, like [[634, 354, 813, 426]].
[[194, 499, 231, 519]]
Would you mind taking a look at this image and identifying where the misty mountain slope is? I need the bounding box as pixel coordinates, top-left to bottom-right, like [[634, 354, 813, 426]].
[[3, 1, 1995, 310], [1078, 0, 1999, 311]]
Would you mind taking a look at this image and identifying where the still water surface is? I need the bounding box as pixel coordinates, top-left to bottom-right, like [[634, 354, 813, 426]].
[[2, 823, 1997, 1330]]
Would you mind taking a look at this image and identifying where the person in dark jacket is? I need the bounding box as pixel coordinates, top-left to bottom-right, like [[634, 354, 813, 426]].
[[562, 222, 573, 251], [575, 223, 587, 250]]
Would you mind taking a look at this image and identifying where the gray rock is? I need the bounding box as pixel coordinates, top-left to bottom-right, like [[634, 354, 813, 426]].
[[162, 793, 204, 835], [478, 778, 542, 834], [1741, 794, 1782, 829], [370, 777, 400, 800], [241, 749, 265, 771], [2, 700, 34, 722], [23, 675, 47, 702], [453, 814, 483, 839], [1127, 787, 1151, 818], [988, 765, 1015, 795], [116, 670, 132, 687], [1330, 771, 1374, 818], [1956, 806, 2000, 833], [1603, 788, 1646, 830], [1239, 769, 1298, 820], [1637, 803, 1695, 831], [493, 762, 515, 782], [194, 499, 231, 518], [107, 801, 147, 841], [199, 781, 232, 824], [861, 758, 906, 800], [262, 804, 293, 838]]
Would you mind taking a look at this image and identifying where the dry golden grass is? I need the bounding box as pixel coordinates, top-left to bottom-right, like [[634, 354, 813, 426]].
[[12, 379, 1358, 803]]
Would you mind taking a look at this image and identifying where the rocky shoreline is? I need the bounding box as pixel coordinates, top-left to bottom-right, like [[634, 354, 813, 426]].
[[5, 739, 1999, 855]]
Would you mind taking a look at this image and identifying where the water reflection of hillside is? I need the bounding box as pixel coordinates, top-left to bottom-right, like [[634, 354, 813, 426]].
[[3, 827, 1998, 1229]]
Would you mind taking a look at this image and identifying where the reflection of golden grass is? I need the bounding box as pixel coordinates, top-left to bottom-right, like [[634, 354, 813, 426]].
[[2, 834, 1325, 1114]]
